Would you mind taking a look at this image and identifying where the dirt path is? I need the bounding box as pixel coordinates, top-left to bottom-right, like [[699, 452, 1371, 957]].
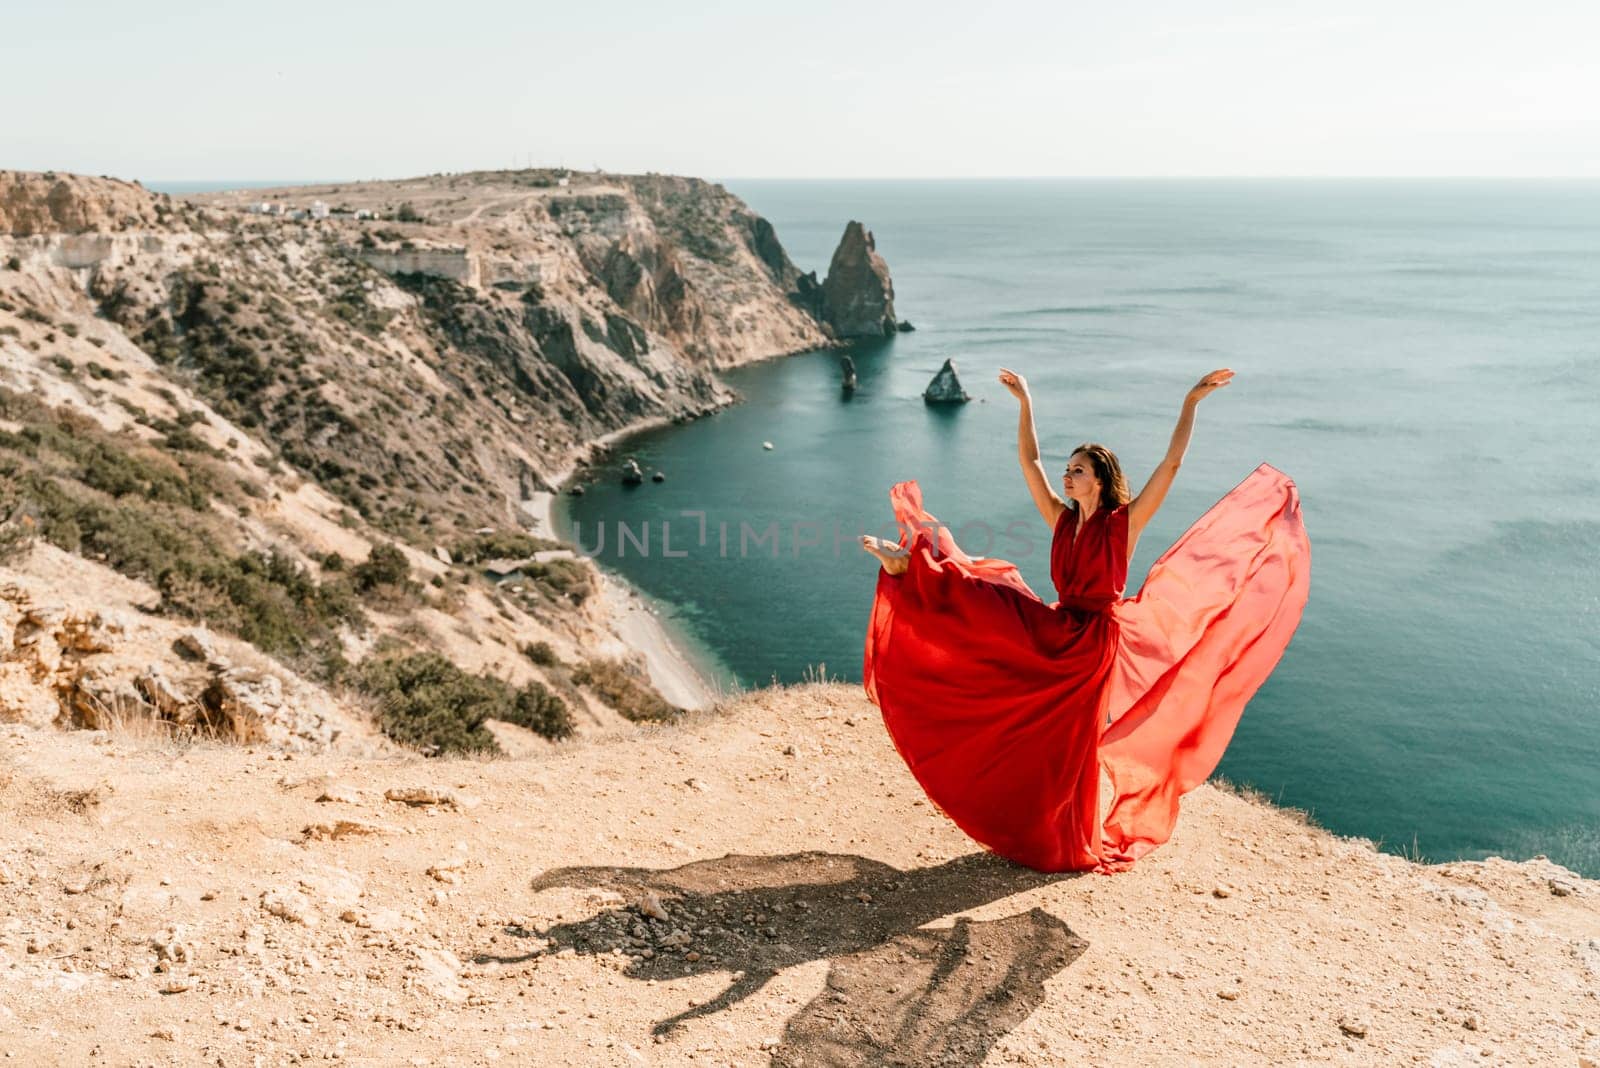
[[2, 684, 1596, 1066]]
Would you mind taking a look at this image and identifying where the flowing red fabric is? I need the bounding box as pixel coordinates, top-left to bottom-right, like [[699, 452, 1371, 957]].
[[862, 464, 1310, 872]]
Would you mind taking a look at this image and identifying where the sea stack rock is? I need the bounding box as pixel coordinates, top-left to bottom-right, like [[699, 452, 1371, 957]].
[[923, 358, 971, 404], [620, 457, 645, 485], [840, 354, 858, 392], [820, 221, 898, 338]]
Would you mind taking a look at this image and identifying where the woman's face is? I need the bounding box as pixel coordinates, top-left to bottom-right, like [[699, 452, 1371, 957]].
[[1062, 452, 1102, 504]]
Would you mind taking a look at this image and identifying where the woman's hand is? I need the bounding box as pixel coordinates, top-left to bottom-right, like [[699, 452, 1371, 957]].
[[1186, 368, 1234, 405], [998, 367, 1031, 402]]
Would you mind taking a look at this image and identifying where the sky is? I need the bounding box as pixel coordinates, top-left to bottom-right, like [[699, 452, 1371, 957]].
[[6, 0, 1599, 181]]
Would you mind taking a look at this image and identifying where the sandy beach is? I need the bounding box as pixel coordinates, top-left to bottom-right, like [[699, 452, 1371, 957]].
[[594, 571, 722, 711], [523, 415, 725, 712]]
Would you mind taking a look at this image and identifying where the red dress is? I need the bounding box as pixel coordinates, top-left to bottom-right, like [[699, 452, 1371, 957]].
[[863, 464, 1310, 872]]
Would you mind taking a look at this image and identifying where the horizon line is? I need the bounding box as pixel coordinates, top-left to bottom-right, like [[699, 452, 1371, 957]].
[[129, 172, 1600, 188]]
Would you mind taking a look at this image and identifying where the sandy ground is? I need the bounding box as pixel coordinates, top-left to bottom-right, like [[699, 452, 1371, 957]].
[[2, 683, 1597, 1068]]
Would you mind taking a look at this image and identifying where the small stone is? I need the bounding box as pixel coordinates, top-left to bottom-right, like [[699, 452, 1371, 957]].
[[303, 820, 390, 841], [316, 784, 362, 805], [1211, 886, 1232, 899], [636, 892, 669, 922], [1462, 1014, 1481, 1031], [62, 879, 90, 895], [150, 1027, 177, 1042], [1217, 989, 1240, 1001], [175, 628, 222, 665], [427, 858, 467, 883], [685, 951, 701, 963], [261, 887, 317, 925], [159, 977, 194, 994], [385, 786, 456, 807], [856, 892, 873, 904], [1337, 1016, 1368, 1038], [1549, 878, 1576, 897]]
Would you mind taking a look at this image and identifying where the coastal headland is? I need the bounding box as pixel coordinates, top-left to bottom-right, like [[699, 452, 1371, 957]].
[[1, 170, 1596, 1066]]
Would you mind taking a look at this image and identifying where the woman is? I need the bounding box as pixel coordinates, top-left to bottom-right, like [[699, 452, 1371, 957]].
[[860, 368, 1310, 872]]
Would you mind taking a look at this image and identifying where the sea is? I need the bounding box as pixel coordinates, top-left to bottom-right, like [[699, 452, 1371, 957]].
[[554, 179, 1600, 878]]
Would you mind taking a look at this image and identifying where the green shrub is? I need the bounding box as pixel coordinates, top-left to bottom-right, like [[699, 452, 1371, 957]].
[[572, 658, 679, 723], [448, 529, 562, 565], [352, 542, 411, 591], [522, 640, 559, 667], [360, 653, 501, 756], [528, 558, 594, 604], [501, 679, 574, 740], [358, 653, 574, 755]]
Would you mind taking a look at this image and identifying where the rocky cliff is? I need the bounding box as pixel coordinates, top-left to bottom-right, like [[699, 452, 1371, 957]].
[[0, 171, 164, 236], [0, 168, 865, 758]]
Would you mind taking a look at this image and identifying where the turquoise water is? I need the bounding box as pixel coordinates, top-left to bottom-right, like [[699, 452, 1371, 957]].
[[557, 180, 1600, 878]]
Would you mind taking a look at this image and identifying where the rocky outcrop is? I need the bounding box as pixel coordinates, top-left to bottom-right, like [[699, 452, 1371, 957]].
[[353, 246, 480, 287], [840, 354, 858, 391], [0, 171, 162, 236], [923, 358, 971, 404], [0, 582, 354, 750], [820, 221, 898, 338]]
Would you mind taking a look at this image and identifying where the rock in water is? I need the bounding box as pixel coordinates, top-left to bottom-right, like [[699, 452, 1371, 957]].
[[820, 221, 898, 338], [923, 358, 971, 404], [840, 355, 858, 391], [620, 458, 645, 485]]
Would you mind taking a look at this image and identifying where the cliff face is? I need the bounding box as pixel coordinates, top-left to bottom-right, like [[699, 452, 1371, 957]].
[[1, 170, 833, 536], [0, 171, 163, 236], [0, 168, 842, 756]]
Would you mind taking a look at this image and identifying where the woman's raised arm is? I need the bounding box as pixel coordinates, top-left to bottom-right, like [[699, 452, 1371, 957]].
[[1127, 369, 1234, 547], [998, 368, 1068, 528]]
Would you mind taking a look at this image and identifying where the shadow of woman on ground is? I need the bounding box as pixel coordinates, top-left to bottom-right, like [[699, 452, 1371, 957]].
[[479, 850, 1087, 1060]]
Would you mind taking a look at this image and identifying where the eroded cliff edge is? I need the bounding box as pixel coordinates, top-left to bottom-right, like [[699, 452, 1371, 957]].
[[0, 169, 890, 755]]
